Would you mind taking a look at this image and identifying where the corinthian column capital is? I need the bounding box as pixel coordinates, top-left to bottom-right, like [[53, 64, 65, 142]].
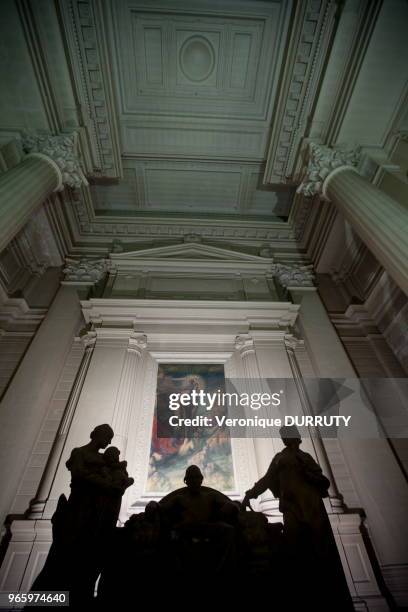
[[271, 263, 315, 289], [297, 143, 360, 198], [128, 333, 148, 354], [22, 132, 88, 190], [234, 334, 255, 355], [62, 258, 110, 285]]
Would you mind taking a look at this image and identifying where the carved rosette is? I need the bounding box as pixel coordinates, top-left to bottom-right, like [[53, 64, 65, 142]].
[[297, 143, 360, 198], [271, 264, 314, 288], [22, 132, 88, 190], [62, 258, 110, 284]]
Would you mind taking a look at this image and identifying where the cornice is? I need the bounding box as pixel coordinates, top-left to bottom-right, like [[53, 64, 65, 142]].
[[80, 298, 300, 331], [57, 184, 302, 249], [264, 0, 339, 184], [57, 0, 122, 178]]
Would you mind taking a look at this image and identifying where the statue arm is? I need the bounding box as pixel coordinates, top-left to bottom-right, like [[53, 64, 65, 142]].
[[245, 457, 280, 501]]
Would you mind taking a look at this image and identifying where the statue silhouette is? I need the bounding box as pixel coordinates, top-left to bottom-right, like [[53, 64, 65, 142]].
[[159, 465, 237, 574], [30, 428, 356, 608], [243, 425, 353, 609], [31, 425, 133, 608], [101, 446, 134, 529]]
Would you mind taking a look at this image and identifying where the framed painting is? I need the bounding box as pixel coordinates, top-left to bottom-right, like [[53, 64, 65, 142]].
[[146, 363, 235, 494]]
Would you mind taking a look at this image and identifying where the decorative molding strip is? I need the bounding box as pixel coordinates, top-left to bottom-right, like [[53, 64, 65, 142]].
[[58, 0, 122, 178], [264, 1, 338, 184], [292, 193, 314, 242], [63, 185, 297, 246]]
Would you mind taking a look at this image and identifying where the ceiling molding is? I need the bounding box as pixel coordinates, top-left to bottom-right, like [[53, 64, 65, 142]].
[[80, 298, 300, 331], [58, 0, 123, 178], [263, 0, 339, 184], [58, 185, 301, 249]]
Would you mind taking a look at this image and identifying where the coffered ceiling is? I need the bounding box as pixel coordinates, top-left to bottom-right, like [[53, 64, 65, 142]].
[[0, 0, 406, 250], [109, 1, 286, 153], [60, 0, 297, 221]]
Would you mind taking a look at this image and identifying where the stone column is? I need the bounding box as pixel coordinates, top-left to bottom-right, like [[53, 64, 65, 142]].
[[0, 284, 83, 530], [0, 133, 87, 253], [111, 333, 147, 457], [234, 334, 276, 513], [298, 143, 408, 296], [0, 258, 110, 527], [27, 332, 97, 519]]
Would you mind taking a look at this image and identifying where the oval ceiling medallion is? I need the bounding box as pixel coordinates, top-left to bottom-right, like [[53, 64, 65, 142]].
[[179, 36, 215, 83]]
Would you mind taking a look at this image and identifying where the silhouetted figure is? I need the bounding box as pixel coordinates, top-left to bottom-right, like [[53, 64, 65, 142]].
[[243, 426, 353, 610], [159, 465, 236, 574], [101, 446, 134, 529], [31, 424, 134, 608], [97, 502, 166, 607]]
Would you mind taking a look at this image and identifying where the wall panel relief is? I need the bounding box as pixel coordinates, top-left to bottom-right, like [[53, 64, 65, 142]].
[[120, 9, 269, 115]]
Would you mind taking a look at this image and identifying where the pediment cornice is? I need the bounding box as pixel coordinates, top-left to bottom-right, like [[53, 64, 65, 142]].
[[110, 242, 272, 264]]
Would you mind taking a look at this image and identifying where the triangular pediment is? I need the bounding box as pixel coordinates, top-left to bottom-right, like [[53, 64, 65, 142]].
[[110, 242, 272, 263]]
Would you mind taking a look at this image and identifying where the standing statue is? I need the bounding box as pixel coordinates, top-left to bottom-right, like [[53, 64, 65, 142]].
[[31, 424, 133, 608], [242, 426, 354, 610]]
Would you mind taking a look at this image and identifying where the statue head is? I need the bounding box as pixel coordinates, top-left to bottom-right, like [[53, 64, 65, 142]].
[[103, 446, 120, 464], [184, 465, 203, 492], [279, 425, 301, 448], [90, 424, 114, 449]]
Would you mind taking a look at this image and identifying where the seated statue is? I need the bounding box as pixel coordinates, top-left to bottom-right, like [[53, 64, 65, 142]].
[[158, 465, 237, 573]]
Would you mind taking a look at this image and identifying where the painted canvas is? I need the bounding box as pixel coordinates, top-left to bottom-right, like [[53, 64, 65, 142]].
[[146, 363, 235, 494]]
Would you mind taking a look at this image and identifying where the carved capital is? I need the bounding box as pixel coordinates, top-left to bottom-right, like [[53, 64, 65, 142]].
[[272, 263, 314, 288], [80, 330, 97, 349], [284, 333, 302, 352], [297, 143, 360, 198], [22, 132, 88, 190], [234, 334, 255, 354], [62, 258, 110, 284], [128, 333, 147, 354]]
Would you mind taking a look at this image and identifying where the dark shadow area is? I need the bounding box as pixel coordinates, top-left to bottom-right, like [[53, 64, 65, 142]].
[[29, 425, 356, 610]]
